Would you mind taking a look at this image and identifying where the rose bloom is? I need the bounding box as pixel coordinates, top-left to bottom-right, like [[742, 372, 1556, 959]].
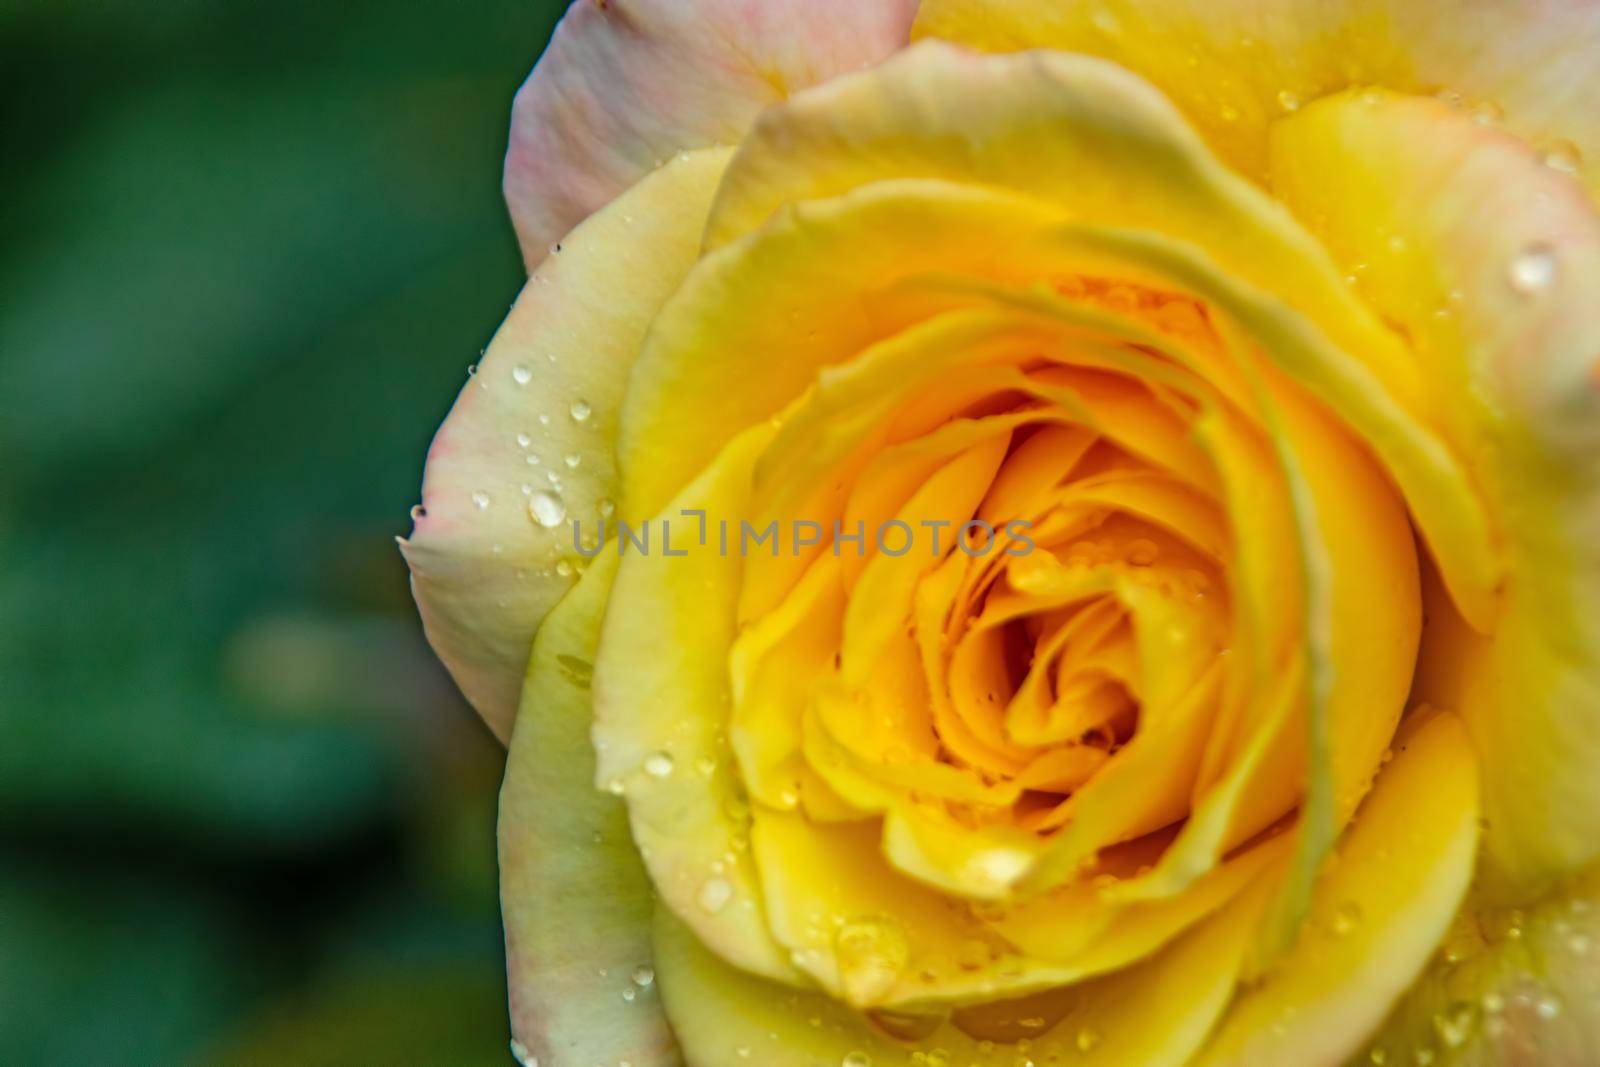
[[402, 2, 1600, 1065]]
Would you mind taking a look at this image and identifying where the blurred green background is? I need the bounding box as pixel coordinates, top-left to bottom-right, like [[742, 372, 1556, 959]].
[[1, 1, 569, 1061]]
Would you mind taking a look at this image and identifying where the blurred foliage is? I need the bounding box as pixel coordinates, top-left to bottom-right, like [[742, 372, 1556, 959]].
[[0, 0, 567, 1061]]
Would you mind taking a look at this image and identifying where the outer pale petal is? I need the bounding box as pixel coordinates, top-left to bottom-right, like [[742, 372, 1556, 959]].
[[402, 147, 730, 740], [913, 0, 1600, 202], [497, 553, 678, 1066], [1269, 90, 1600, 897], [503, 0, 917, 267], [1194, 712, 1480, 1067], [1357, 866, 1600, 1065]]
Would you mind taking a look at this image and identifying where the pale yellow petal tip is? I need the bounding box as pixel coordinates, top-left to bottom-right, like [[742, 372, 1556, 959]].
[[1357, 866, 1600, 1066]]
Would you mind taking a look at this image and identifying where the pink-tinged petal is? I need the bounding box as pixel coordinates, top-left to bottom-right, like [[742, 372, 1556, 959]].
[[503, 0, 918, 268], [499, 553, 678, 1066], [1269, 89, 1600, 898], [914, 0, 1600, 203], [403, 147, 731, 741], [1357, 867, 1600, 1066]]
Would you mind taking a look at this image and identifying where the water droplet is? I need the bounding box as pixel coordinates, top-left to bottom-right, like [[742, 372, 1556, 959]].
[[835, 918, 909, 1005], [1481, 992, 1505, 1014], [736, 1047, 751, 1059], [1534, 992, 1563, 1020], [525, 452, 542, 466], [598, 497, 617, 518], [1276, 89, 1302, 112], [1432, 1002, 1476, 1048], [564, 452, 581, 469], [1543, 140, 1582, 174], [1470, 99, 1503, 125], [409, 504, 426, 521], [528, 490, 566, 528], [1332, 901, 1363, 936], [620, 987, 636, 1003], [631, 965, 654, 988], [966, 848, 1032, 890], [1125, 539, 1159, 566], [1368, 1050, 1387, 1065], [554, 559, 574, 578], [1413, 1048, 1435, 1066], [956, 938, 991, 971], [508, 1038, 537, 1066], [511, 364, 533, 386], [604, 778, 626, 796], [1570, 932, 1594, 955], [471, 490, 492, 510], [842, 1053, 872, 1067], [516, 432, 532, 449], [570, 399, 592, 422], [1508, 244, 1557, 294], [1219, 103, 1241, 123], [1075, 1027, 1102, 1052], [643, 751, 675, 778], [697, 877, 733, 914]]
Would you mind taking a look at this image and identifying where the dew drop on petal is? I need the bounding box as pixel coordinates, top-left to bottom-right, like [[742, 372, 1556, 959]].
[[697, 877, 734, 914], [511, 364, 533, 386], [842, 1053, 872, 1067], [1276, 89, 1302, 112], [564, 453, 581, 469], [1332, 901, 1363, 936], [516, 432, 531, 449], [631, 965, 654, 988], [835, 918, 908, 1005], [643, 751, 675, 778], [1543, 140, 1582, 174], [508, 1038, 537, 1067], [1508, 244, 1557, 294], [1075, 1027, 1102, 1052], [471, 490, 492, 510], [570, 399, 592, 422], [1432, 1002, 1476, 1048], [528, 490, 566, 528]]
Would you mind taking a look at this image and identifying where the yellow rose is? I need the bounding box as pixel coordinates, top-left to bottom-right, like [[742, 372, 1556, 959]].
[[401, 2, 1600, 1064]]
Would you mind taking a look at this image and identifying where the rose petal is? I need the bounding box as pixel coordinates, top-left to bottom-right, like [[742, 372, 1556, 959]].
[[498, 553, 678, 1066], [1269, 88, 1600, 898], [653, 874, 1268, 1066], [658, 44, 1500, 627], [590, 421, 802, 983], [503, 0, 916, 267], [1193, 711, 1480, 1067], [914, 0, 1600, 202], [402, 147, 730, 739], [1358, 866, 1600, 1065]]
